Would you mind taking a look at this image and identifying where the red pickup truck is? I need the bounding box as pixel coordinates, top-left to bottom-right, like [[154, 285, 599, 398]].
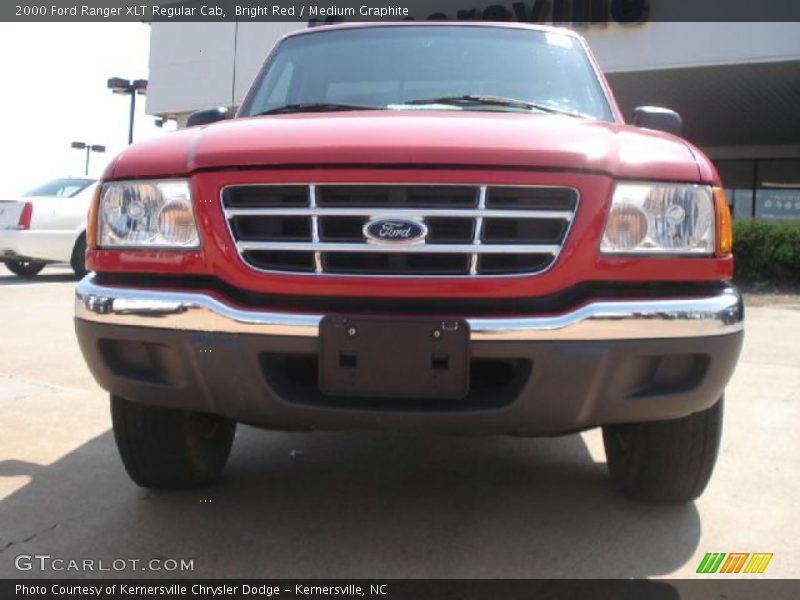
[[74, 22, 743, 503]]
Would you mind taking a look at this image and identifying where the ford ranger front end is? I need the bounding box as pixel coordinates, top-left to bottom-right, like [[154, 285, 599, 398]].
[[74, 23, 743, 502]]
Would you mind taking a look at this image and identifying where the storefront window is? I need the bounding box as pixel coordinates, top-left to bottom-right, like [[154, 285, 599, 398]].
[[713, 158, 800, 219], [732, 189, 754, 220], [756, 159, 800, 219], [715, 160, 755, 219], [758, 159, 800, 189]]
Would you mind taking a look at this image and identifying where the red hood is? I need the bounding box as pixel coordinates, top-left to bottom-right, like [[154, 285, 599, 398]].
[[105, 111, 704, 182]]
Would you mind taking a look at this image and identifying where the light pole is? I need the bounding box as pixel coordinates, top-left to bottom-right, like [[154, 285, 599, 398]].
[[107, 77, 148, 144], [70, 142, 106, 176]]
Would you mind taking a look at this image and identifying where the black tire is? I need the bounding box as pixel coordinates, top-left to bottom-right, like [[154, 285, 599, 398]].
[[602, 397, 723, 504], [4, 259, 46, 277], [70, 234, 88, 278], [111, 395, 236, 490]]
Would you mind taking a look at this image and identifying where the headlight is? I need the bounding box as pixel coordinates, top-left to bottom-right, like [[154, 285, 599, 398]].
[[97, 180, 199, 248], [601, 183, 715, 255]]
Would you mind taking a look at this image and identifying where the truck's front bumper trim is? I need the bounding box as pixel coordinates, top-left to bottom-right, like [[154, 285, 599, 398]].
[[75, 275, 743, 342]]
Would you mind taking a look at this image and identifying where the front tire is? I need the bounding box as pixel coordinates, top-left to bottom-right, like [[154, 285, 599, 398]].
[[4, 259, 46, 277], [70, 234, 87, 278], [111, 395, 236, 490], [602, 397, 723, 504]]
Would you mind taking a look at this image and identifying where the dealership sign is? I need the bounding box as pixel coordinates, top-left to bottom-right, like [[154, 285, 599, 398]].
[[756, 189, 800, 220]]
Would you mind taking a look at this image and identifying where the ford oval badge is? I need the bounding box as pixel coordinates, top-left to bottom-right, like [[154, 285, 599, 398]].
[[363, 217, 428, 245]]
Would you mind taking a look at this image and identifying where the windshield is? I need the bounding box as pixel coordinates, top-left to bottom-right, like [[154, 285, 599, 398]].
[[242, 26, 614, 121], [23, 178, 94, 198]]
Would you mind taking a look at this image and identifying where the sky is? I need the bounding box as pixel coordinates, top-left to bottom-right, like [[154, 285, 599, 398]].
[[0, 23, 175, 197]]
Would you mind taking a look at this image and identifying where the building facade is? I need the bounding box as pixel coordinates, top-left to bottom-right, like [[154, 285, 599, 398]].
[[146, 20, 800, 219]]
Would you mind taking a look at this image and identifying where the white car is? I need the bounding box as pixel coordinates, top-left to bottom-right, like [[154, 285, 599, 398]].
[[0, 177, 96, 277]]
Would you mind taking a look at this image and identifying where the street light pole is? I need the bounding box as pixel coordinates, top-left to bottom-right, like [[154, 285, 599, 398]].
[[128, 90, 136, 145], [70, 142, 106, 176], [107, 77, 148, 145]]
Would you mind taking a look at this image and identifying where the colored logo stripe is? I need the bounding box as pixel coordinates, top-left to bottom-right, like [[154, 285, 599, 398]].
[[697, 553, 726, 573], [719, 553, 749, 573], [744, 553, 773, 574], [697, 552, 773, 574]]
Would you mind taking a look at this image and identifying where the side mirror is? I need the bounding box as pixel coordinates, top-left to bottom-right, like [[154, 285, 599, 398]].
[[186, 107, 228, 128], [631, 106, 683, 136]]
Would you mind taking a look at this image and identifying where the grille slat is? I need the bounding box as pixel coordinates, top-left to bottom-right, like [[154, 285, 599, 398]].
[[236, 241, 562, 254], [222, 184, 578, 276], [225, 207, 573, 219], [309, 185, 322, 273]]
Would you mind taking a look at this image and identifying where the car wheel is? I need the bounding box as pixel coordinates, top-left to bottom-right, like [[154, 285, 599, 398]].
[[70, 234, 88, 278], [111, 395, 237, 489], [602, 396, 723, 504], [5, 259, 46, 277]]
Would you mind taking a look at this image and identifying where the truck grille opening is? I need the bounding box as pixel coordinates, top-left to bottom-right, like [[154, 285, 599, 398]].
[[317, 185, 478, 208], [259, 354, 531, 412], [324, 252, 470, 275], [222, 184, 578, 276]]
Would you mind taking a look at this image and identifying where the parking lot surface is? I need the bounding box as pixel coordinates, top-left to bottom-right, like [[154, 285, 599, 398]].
[[1, 266, 798, 578]]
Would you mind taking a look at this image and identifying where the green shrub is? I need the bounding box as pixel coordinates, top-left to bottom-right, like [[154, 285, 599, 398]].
[[733, 219, 800, 285]]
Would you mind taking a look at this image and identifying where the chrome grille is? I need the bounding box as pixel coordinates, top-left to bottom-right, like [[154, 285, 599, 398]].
[[222, 184, 578, 276]]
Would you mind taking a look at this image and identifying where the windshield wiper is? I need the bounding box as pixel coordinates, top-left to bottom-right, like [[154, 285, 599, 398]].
[[399, 95, 588, 118], [254, 102, 381, 116]]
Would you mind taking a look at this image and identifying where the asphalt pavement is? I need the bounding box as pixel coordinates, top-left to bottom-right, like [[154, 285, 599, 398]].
[[0, 265, 798, 579]]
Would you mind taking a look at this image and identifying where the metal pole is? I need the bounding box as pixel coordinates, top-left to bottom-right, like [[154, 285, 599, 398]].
[[752, 160, 759, 218], [128, 91, 136, 144], [84, 147, 90, 175]]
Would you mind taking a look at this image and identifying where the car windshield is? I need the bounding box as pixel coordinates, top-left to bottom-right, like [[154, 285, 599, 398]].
[[23, 178, 94, 198], [242, 26, 614, 121]]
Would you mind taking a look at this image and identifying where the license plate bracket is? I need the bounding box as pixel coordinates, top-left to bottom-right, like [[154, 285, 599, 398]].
[[319, 317, 469, 399]]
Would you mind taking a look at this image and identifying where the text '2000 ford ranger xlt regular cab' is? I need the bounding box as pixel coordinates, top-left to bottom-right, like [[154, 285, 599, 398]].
[[75, 23, 743, 503]]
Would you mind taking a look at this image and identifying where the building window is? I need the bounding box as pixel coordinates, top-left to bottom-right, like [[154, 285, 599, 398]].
[[714, 158, 800, 220], [715, 160, 755, 219], [756, 159, 800, 220]]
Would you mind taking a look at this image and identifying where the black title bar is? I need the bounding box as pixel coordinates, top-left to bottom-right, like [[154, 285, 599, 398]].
[[5, 579, 800, 600], [4, 0, 800, 23]]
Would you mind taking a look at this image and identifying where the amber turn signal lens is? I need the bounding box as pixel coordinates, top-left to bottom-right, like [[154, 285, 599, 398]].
[[158, 201, 198, 245], [86, 184, 102, 248], [713, 187, 733, 257], [603, 203, 649, 250]]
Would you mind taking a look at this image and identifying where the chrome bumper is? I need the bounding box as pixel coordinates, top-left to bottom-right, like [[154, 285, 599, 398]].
[[74, 275, 743, 342]]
